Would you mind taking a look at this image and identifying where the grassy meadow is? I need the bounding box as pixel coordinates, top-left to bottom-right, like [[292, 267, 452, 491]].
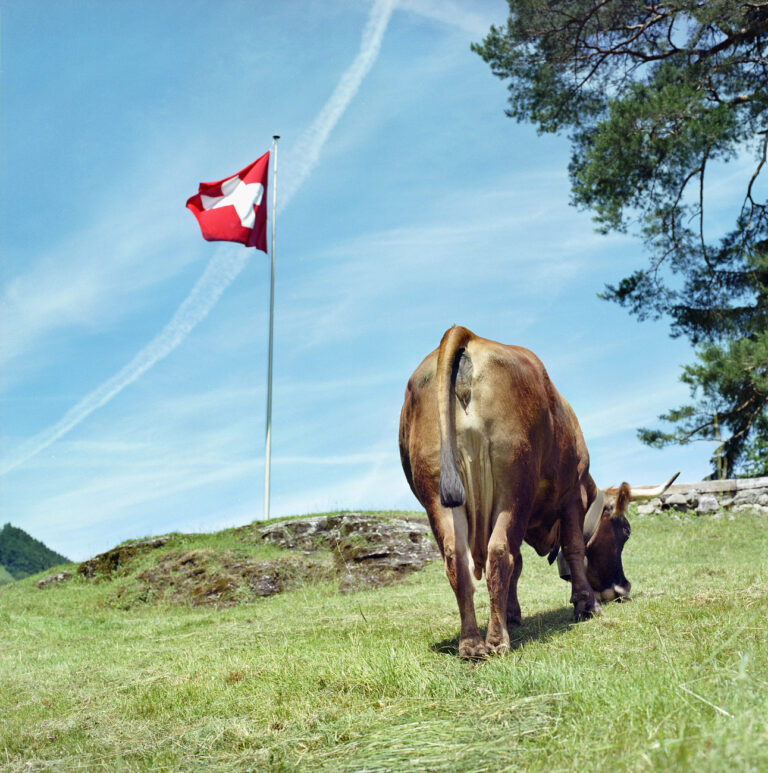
[[1, 507, 766, 772]]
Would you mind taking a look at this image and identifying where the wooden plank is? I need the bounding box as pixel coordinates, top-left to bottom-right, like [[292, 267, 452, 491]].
[[664, 476, 768, 495]]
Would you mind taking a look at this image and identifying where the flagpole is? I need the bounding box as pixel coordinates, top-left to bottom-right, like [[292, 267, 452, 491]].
[[264, 135, 279, 521]]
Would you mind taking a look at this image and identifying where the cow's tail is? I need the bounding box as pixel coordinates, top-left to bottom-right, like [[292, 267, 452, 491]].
[[436, 325, 473, 508]]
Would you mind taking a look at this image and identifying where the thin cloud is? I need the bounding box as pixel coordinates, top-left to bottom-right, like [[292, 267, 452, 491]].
[[399, 0, 492, 37], [0, 151, 202, 375], [1, 0, 399, 476], [578, 383, 690, 441]]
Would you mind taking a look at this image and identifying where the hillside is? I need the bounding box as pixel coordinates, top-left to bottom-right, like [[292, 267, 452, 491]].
[[36, 511, 437, 605], [1, 507, 766, 771], [0, 523, 69, 581]]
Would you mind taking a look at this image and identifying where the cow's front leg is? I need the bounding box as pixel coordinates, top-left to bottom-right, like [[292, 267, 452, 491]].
[[562, 503, 601, 621], [506, 550, 523, 627], [433, 504, 486, 659]]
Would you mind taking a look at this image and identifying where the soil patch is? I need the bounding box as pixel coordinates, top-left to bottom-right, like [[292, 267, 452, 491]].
[[131, 549, 335, 606]]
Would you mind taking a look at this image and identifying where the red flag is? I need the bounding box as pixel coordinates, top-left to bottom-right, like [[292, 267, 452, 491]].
[[186, 151, 270, 252]]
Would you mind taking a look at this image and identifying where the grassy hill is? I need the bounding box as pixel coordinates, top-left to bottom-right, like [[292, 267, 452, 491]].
[[0, 507, 766, 771], [0, 523, 69, 581]]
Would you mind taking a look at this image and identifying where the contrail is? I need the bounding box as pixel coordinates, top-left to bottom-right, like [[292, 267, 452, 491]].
[[281, 0, 397, 206], [1, 0, 398, 476]]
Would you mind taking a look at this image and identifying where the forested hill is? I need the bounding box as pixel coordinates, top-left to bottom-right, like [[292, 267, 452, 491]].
[[0, 523, 70, 582], [0, 564, 14, 585]]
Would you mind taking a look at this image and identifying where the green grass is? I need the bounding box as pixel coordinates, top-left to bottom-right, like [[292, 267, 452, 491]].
[[1, 508, 766, 771]]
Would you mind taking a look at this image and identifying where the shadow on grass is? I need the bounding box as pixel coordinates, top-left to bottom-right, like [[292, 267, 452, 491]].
[[431, 606, 574, 657]]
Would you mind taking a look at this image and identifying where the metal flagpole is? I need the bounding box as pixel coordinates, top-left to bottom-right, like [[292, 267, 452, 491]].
[[264, 135, 279, 521]]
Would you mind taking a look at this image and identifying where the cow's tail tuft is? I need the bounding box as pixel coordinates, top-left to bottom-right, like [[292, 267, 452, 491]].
[[436, 325, 473, 508]]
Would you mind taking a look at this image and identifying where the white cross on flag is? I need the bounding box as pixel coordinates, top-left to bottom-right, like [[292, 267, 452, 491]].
[[186, 151, 270, 252]]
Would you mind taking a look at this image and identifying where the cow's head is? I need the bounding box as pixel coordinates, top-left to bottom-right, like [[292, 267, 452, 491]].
[[586, 483, 633, 601], [585, 472, 680, 602]]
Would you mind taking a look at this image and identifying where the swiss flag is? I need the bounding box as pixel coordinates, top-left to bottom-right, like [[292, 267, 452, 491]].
[[186, 151, 270, 252]]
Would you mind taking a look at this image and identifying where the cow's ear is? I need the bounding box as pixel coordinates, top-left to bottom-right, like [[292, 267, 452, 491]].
[[614, 482, 631, 516]]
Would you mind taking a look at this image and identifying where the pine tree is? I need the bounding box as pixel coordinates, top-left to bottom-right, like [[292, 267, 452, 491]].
[[473, 1, 768, 476]]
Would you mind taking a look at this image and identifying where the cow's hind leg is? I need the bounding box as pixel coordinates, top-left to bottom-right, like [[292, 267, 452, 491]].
[[430, 502, 486, 660], [485, 509, 523, 654]]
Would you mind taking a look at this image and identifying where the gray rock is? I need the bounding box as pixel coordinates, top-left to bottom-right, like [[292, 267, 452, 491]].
[[684, 491, 699, 508], [732, 489, 765, 505], [664, 493, 689, 511], [258, 516, 335, 551], [696, 494, 720, 515], [257, 513, 439, 593], [36, 571, 72, 589], [759, 494, 768, 507], [637, 503, 656, 516], [730, 503, 768, 514], [649, 498, 662, 509]]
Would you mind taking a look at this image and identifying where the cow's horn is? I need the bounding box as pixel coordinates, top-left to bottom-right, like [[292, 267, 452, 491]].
[[629, 472, 680, 501]]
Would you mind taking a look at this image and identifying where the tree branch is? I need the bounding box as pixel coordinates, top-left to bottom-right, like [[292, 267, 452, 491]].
[[700, 146, 713, 271], [745, 132, 768, 211]]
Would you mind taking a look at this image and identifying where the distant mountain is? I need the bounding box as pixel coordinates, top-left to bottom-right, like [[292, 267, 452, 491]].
[[0, 523, 70, 581]]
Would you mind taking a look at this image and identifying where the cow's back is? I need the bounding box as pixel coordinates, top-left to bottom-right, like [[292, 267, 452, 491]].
[[399, 332, 590, 571]]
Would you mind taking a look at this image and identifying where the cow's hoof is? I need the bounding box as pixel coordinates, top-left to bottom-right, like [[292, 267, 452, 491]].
[[486, 641, 510, 656], [459, 637, 489, 660], [572, 590, 602, 621]]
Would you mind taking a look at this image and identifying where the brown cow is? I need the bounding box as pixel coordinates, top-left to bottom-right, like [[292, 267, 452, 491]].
[[399, 325, 677, 659]]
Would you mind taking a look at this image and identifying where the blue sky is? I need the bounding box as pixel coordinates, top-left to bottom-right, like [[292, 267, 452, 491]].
[[1, 0, 725, 560]]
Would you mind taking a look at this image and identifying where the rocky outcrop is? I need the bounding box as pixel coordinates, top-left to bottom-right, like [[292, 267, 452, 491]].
[[634, 477, 768, 517], [78, 536, 171, 580], [256, 513, 439, 593], [67, 514, 440, 603]]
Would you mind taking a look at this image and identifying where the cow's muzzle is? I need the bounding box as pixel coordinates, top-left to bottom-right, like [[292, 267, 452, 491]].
[[557, 552, 631, 601], [596, 583, 631, 602]]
